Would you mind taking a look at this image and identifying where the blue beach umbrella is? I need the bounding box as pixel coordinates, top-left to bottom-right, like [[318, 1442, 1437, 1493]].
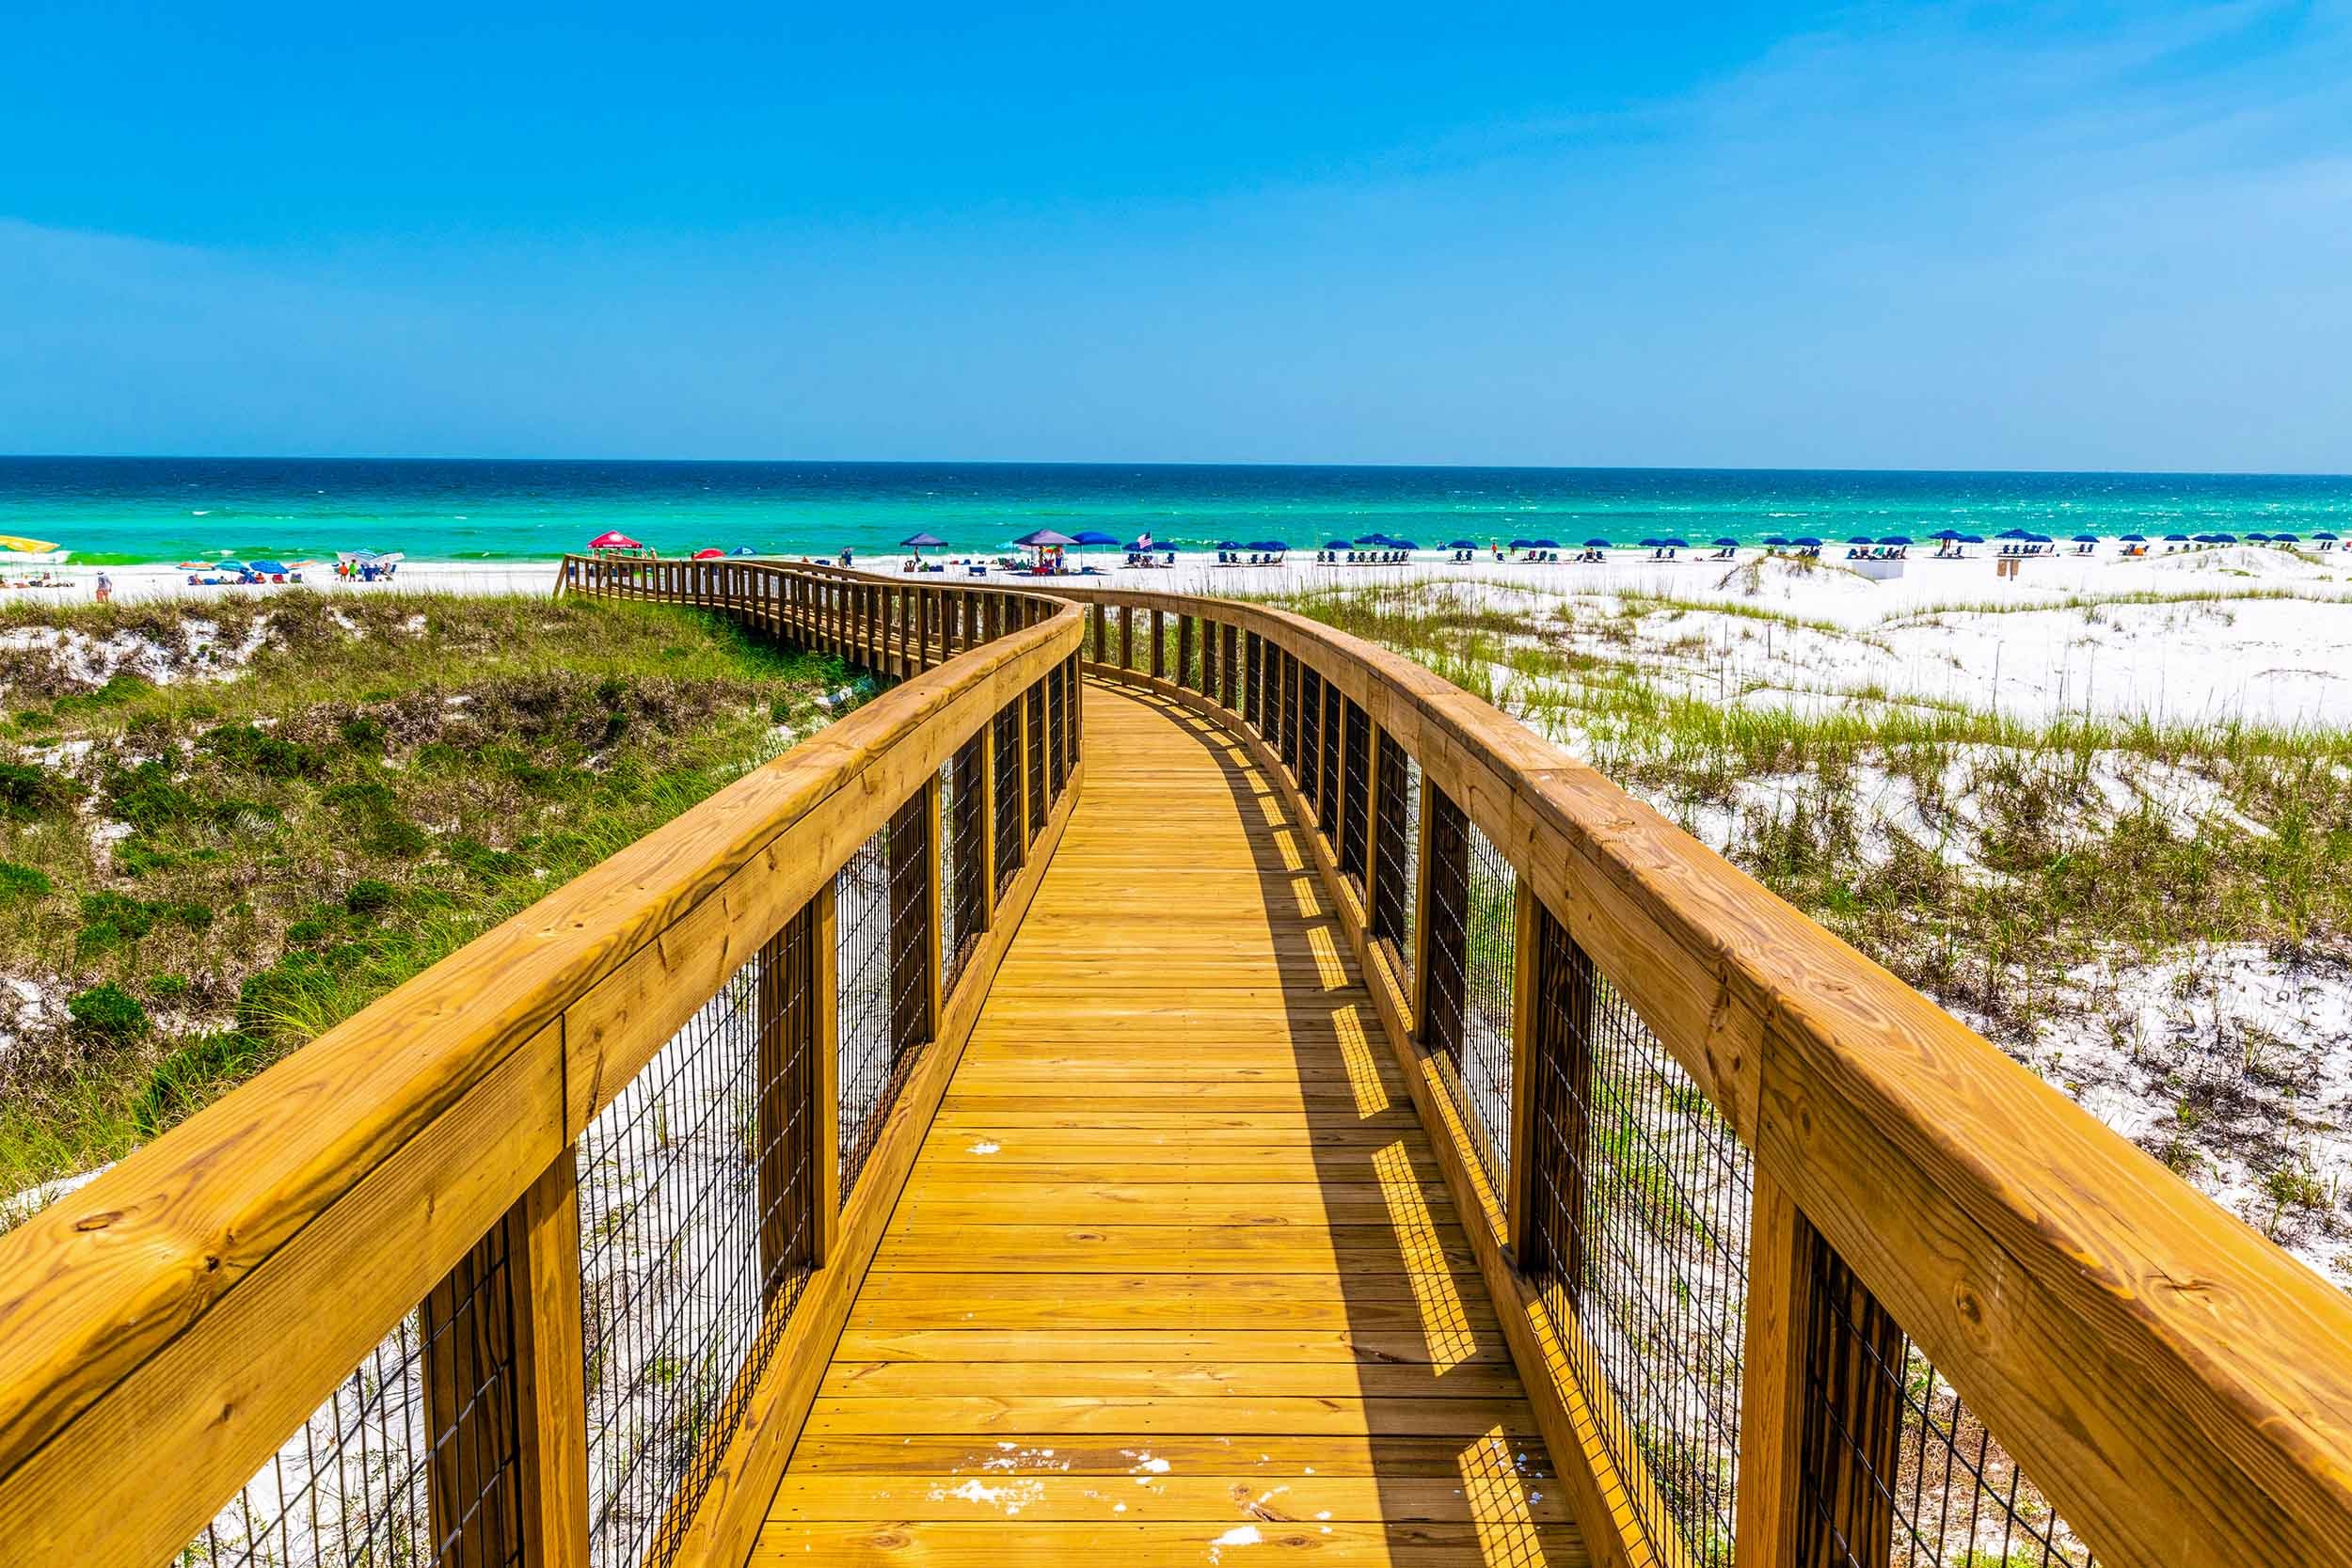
[[728, 546, 757, 556], [1584, 538, 1613, 550], [2210, 533, 2238, 544], [2120, 533, 2147, 543], [1216, 540, 1242, 549], [1960, 534, 1986, 545], [1636, 538, 1661, 549], [1445, 538, 1479, 550], [2275, 532, 2302, 544], [1793, 536, 1823, 547], [249, 560, 290, 574], [2164, 533, 2190, 542], [2316, 532, 2340, 542], [1248, 539, 1290, 552], [1711, 537, 1740, 547], [1507, 538, 1536, 550], [1325, 538, 1354, 550], [1530, 538, 1562, 549], [2246, 531, 2271, 542], [1389, 538, 1422, 551], [1071, 530, 1120, 546], [1998, 527, 2032, 540], [1846, 534, 1875, 546], [1931, 529, 1964, 541], [2072, 534, 2099, 544], [1761, 535, 1789, 546], [1880, 535, 1914, 546], [1659, 537, 1690, 549]]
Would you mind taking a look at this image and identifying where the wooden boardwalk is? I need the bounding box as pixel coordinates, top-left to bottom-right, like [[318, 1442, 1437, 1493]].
[[755, 685, 1582, 1565]]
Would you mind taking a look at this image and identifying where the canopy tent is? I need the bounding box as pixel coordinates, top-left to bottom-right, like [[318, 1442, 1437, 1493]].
[[587, 531, 644, 552], [1011, 528, 1077, 572], [900, 531, 948, 548]]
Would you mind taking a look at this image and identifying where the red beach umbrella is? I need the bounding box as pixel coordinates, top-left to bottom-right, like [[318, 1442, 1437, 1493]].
[[588, 531, 644, 551], [691, 547, 724, 560]]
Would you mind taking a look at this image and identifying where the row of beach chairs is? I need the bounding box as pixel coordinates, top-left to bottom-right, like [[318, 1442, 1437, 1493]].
[[1214, 550, 1287, 566]]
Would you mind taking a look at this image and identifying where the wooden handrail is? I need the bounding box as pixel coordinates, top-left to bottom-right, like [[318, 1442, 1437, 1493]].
[[8, 555, 2349, 1568], [0, 562, 1083, 1568], [1020, 578, 2352, 1568]]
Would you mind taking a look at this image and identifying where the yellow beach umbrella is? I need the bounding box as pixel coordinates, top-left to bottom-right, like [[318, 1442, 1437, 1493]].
[[0, 535, 59, 553]]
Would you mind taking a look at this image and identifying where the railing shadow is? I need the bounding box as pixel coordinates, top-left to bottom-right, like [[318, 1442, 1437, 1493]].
[[1126, 689, 1575, 1566]]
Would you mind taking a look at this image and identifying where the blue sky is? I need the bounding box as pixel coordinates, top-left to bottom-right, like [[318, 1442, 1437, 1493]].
[[4, 1, 2348, 469]]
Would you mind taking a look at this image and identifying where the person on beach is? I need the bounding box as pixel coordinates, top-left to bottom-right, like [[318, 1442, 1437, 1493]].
[[94, 570, 112, 603]]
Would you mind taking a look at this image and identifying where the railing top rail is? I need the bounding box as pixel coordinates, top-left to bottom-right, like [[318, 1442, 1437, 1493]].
[[1035, 576, 2352, 1563], [0, 563, 1082, 1485]]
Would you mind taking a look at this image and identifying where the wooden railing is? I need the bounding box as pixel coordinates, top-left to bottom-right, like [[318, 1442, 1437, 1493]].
[[1043, 581, 2352, 1568], [0, 560, 1084, 1568], [6, 556, 2350, 1568]]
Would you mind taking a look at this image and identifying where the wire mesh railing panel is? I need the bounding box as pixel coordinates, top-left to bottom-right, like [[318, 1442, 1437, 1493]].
[[577, 912, 816, 1568], [1371, 737, 1419, 960], [1317, 684, 1343, 841], [1523, 904, 1751, 1568], [886, 789, 931, 1062], [1799, 1245, 2095, 1568], [180, 1246, 524, 1568], [835, 824, 898, 1202], [944, 737, 986, 993], [1423, 788, 1514, 1186], [1047, 665, 1069, 799], [1024, 683, 1046, 847], [1063, 654, 1083, 784], [1339, 701, 1372, 887], [1278, 651, 1297, 769], [992, 705, 1022, 895], [1297, 668, 1322, 803]]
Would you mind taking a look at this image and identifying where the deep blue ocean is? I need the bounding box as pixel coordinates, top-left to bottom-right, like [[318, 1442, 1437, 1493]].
[[3, 457, 2347, 564]]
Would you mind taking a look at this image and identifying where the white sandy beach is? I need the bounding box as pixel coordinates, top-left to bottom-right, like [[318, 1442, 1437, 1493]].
[[20, 541, 2352, 731]]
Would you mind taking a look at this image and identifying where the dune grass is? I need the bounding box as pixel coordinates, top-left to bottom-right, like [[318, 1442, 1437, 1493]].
[[0, 594, 860, 1215], [1266, 578, 2352, 1035]]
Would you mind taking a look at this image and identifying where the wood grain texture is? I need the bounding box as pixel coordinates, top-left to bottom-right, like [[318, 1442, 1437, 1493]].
[[1039, 581, 2352, 1568], [755, 686, 1581, 1568]]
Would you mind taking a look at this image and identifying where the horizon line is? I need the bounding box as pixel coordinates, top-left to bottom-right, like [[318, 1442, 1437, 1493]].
[[5, 453, 2351, 483]]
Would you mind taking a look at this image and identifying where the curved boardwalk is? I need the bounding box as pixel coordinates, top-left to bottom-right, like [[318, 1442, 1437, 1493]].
[[755, 685, 1582, 1565]]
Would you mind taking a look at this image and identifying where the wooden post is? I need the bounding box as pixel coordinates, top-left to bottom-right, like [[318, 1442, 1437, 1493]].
[[1505, 881, 1542, 1257], [421, 1152, 591, 1568], [1090, 601, 1105, 664], [974, 727, 998, 933], [1178, 615, 1195, 692], [515, 1155, 590, 1568], [1409, 779, 1438, 1040], [1737, 1193, 1906, 1568], [924, 774, 946, 1037], [1151, 610, 1166, 680], [1120, 604, 1135, 670], [887, 788, 932, 1061], [812, 880, 840, 1265], [1016, 682, 1034, 847]]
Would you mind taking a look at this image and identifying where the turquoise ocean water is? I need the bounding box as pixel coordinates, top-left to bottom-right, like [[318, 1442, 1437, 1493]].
[[5, 458, 2349, 564]]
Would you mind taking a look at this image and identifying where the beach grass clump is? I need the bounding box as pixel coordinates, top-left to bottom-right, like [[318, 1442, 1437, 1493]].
[[0, 593, 862, 1213]]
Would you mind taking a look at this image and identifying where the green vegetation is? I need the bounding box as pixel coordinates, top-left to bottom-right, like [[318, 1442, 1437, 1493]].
[[1269, 578, 2352, 1038], [0, 593, 859, 1213]]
